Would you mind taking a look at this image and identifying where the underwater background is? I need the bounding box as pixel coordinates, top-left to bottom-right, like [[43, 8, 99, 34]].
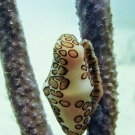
[[0, 0, 135, 134]]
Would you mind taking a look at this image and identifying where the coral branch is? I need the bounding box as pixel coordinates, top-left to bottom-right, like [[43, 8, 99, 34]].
[[0, 0, 53, 135], [76, 0, 118, 135]]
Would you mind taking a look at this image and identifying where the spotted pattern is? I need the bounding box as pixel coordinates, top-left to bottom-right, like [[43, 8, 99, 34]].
[[43, 34, 103, 135], [48, 76, 70, 90], [59, 65, 68, 75], [49, 98, 58, 104], [51, 90, 63, 98], [53, 106, 60, 112], [59, 58, 68, 65], [81, 39, 103, 116], [83, 117, 88, 124], [55, 43, 62, 50], [73, 39, 79, 45], [81, 72, 88, 79], [54, 53, 60, 62], [53, 62, 58, 68], [82, 102, 89, 110], [53, 48, 56, 52], [61, 41, 74, 48], [43, 86, 50, 96], [52, 70, 58, 75], [65, 36, 73, 41], [48, 77, 58, 89], [75, 124, 82, 130], [68, 49, 78, 58], [61, 124, 69, 134], [75, 100, 84, 108], [68, 131, 79, 135], [74, 115, 83, 123], [57, 116, 64, 123], [82, 124, 88, 130], [59, 50, 67, 56], [84, 109, 90, 117], [60, 78, 70, 90], [81, 65, 87, 71], [59, 100, 70, 107]]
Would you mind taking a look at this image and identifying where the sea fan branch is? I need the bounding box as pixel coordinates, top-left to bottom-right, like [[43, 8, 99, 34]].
[[0, 0, 53, 135], [76, 0, 118, 135]]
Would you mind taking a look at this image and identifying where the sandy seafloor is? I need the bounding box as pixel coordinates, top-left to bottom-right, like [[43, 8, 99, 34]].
[[0, 0, 135, 135]]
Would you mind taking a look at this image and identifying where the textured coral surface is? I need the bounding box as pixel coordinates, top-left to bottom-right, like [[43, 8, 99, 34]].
[[76, 0, 118, 135], [0, 0, 53, 135]]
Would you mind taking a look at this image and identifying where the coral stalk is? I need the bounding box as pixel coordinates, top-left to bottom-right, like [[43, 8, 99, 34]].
[[76, 0, 118, 135], [0, 0, 53, 135]]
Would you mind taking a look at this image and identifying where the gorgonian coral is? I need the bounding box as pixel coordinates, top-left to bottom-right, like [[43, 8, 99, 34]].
[[76, 0, 118, 135], [0, 0, 53, 135]]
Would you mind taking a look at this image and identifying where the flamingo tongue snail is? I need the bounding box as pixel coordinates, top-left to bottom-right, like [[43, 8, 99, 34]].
[[43, 34, 103, 135]]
